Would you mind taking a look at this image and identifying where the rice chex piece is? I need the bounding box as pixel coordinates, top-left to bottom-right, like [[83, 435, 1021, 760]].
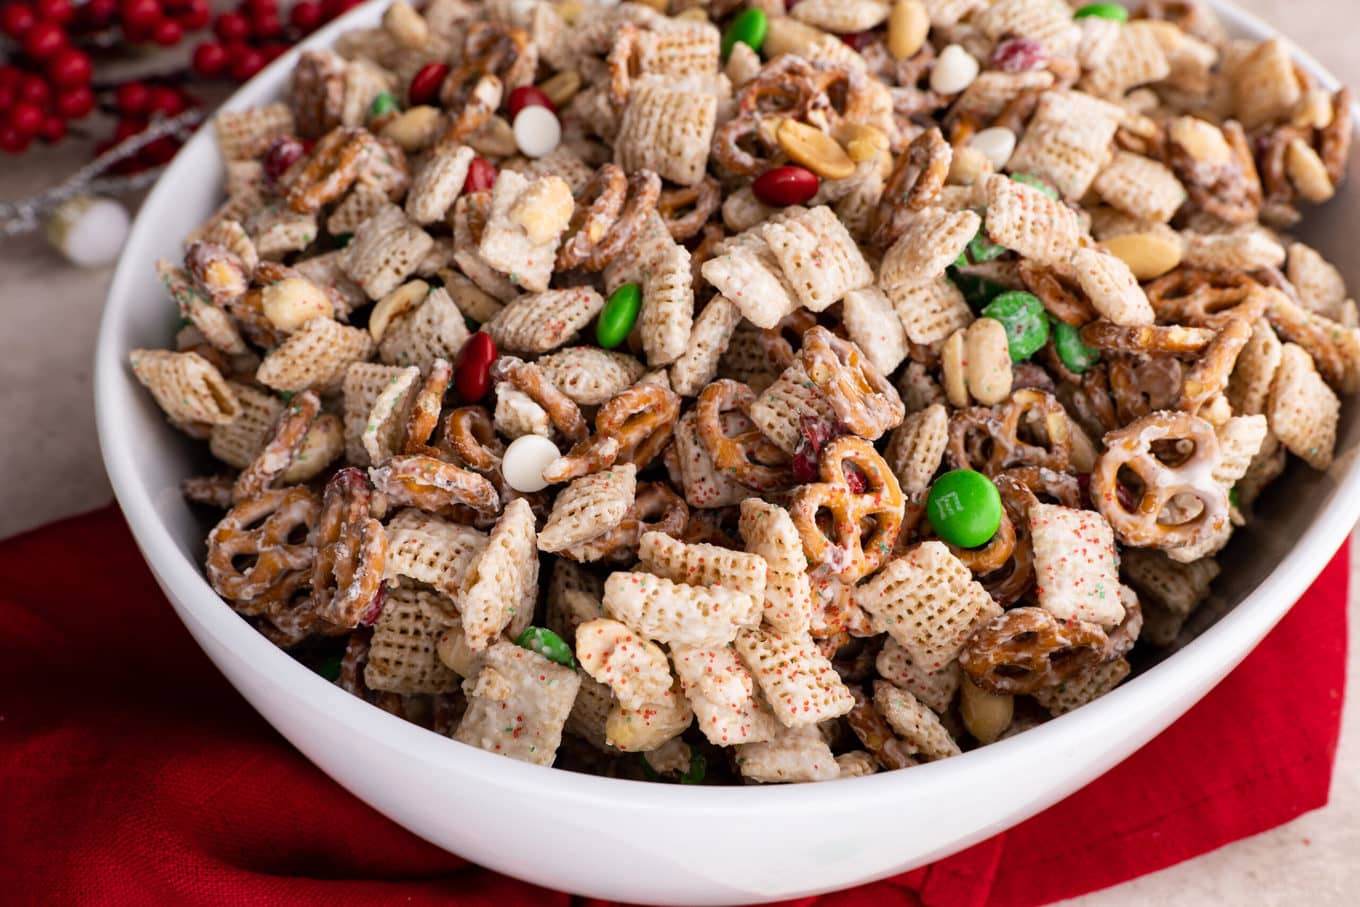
[[1029, 503, 1124, 627], [736, 725, 840, 783], [1269, 342, 1339, 470], [974, 0, 1079, 54], [718, 319, 781, 393], [1214, 414, 1269, 489], [872, 680, 961, 761], [535, 347, 646, 406], [983, 173, 1083, 266], [546, 559, 604, 643], [576, 618, 674, 711], [538, 464, 637, 552], [875, 637, 961, 715], [454, 641, 581, 766], [749, 361, 837, 454], [327, 183, 390, 236], [884, 403, 949, 494], [760, 204, 873, 312], [670, 643, 781, 747], [378, 287, 471, 370], [733, 626, 855, 728], [738, 499, 814, 635], [478, 169, 566, 293], [639, 241, 694, 366], [256, 317, 376, 393], [405, 142, 474, 224], [854, 542, 1003, 671], [158, 260, 248, 355], [1092, 151, 1187, 223], [605, 678, 694, 753], [604, 570, 760, 646], [484, 287, 605, 355], [1227, 319, 1283, 416], [672, 410, 759, 508], [614, 81, 716, 187], [841, 286, 909, 377], [836, 750, 879, 778], [1287, 242, 1348, 321], [886, 274, 974, 346], [638, 530, 768, 601], [671, 297, 742, 397], [452, 193, 518, 302], [1120, 548, 1220, 617], [342, 362, 415, 465], [128, 349, 239, 428], [921, 0, 984, 27], [1031, 658, 1131, 716], [1070, 247, 1155, 326], [214, 103, 294, 162], [1008, 90, 1124, 200], [1081, 21, 1171, 99], [700, 233, 798, 329], [1182, 229, 1286, 273], [457, 499, 539, 651], [364, 584, 464, 694], [246, 204, 318, 260], [384, 508, 487, 602], [339, 203, 434, 300], [879, 209, 981, 291], [602, 209, 678, 294]]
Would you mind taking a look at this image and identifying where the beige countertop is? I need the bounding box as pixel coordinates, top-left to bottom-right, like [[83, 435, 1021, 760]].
[[0, 2, 1354, 903]]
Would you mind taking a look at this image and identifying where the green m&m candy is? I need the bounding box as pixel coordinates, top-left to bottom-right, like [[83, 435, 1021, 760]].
[[515, 626, 577, 669], [1074, 3, 1130, 22], [1010, 172, 1060, 199], [982, 291, 1049, 362], [369, 91, 399, 117], [597, 282, 641, 349], [722, 8, 768, 59], [927, 469, 1003, 549], [1052, 318, 1100, 373]]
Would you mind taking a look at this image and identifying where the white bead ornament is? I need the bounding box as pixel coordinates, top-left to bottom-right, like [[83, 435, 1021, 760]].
[[45, 195, 130, 268], [502, 433, 562, 492], [513, 105, 561, 158], [930, 45, 980, 95], [968, 127, 1018, 171]]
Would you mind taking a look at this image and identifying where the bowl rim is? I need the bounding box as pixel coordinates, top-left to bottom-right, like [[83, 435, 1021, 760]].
[[95, 0, 1360, 815]]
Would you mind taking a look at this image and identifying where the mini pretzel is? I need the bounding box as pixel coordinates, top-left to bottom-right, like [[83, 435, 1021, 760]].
[[441, 73, 502, 144], [443, 405, 504, 472], [440, 22, 531, 142], [657, 176, 721, 241], [1178, 317, 1253, 414], [1018, 260, 1097, 327], [491, 356, 588, 443], [1145, 269, 1260, 327], [1078, 321, 1216, 355], [402, 358, 452, 454], [233, 390, 322, 502], [556, 164, 661, 272], [846, 686, 916, 771], [943, 509, 1016, 575], [286, 126, 369, 214], [711, 112, 775, 176], [758, 309, 823, 371], [369, 453, 500, 514], [544, 383, 680, 483], [206, 485, 320, 611], [789, 436, 905, 582], [695, 379, 793, 492], [1167, 120, 1262, 226], [1092, 411, 1230, 549], [1321, 87, 1353, 185], [310, 467, 388, 628], [799, 326, 904, 441], [959, 607, 1108, 695], [1108, 355, 1184, 424], [947, 389, 1072, 475], [872, 127, 951, 248], [606, 24, 642, 108], [560, 482, 689, 564]]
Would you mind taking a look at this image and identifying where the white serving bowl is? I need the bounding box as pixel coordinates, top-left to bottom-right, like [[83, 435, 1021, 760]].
[[95, 3, 1360, 903]]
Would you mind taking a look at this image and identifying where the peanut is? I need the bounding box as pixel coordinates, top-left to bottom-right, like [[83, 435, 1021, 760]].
[[380, 106, 445, 152], [887, 0, 929, 61], [369, 280, 429, 342], [467, 115, 516, 158], [282, 413, 343, 483], [538, 69, 581, 109], [511, 176, 575, 244], [383, 0, 428, 48], [1286, 137, 1336, 203], [964, 317, 1013, 405], [941, 327, 970, 408], [1101, 231, 1184, 280], [261, 277, 332, 332], [960, 675, 1013, 744], [777, 118, 856, 180], [835, 122, 890, 163], [1168, 116, 1232, 165]]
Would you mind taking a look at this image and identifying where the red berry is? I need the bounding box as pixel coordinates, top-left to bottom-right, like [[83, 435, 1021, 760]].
[[34, 0, 72, 23], [454, 332, 497, 403], [0, 124, 30, 153], [191, 41, 228, 77], [990, 37, 1047, 73], [262, 134, 305, 184], [38, 113, 64, 142], [19, 73, 50, 105], [463, 155, 497, 193], [153, 17, 182, 44], [792, 414, 840, 483], [507, 84, 555, 119], [0, 84, 14, 110], [333, 0, 363, 14], [0, 65, 21, 90], [9, 101, 43, 136], [120, 0, 161, 29], [114, 116, 146, 141], [81, 0, 115, 24], [242, 0, 276, 15], [115, 81, 149, 114], [844, 465, 868, 495], [251, 11, 279, 38], [176, 0, 208, 28], [838, 30, 874, 51], [147, 85, 185, 115], [56, 84, 94, 118], [139, 134, 179, 164], [259, 41, 287, 62], [289, 0, 320, 32], [47, 47, 92, 87], [22, 19, 65, 59], [229, 47, 266, 82], [213, 10, 247, 41], [1, 3, 35, 38], [407, 61, 447, 107], [752, 165, 819, 207]]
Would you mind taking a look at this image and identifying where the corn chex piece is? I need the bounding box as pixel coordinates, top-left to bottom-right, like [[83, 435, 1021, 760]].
[[1070, 247, 1154, 326], [733, 625, 855, 728], [735, 725, 840, 783], [671, 409, 760, 508], [602, 209, 676, 294], [454, 641, 581, 766], [749, 361, 838, 454], [1007, 90, 1124, 201], [639, 241, 694, 366], [983, 173, 1083, 266], [670, 642, 781, 747], [636, 20, 721, 76], [1121, 547, 1220, 618], [1227, 319, 1283, 416], [614, 80, 716, 187], [1214, 414, 1269, 490], [246, 204, 318, 260], [759, 205, 873, 312], [546, 559, 605, 643], [214, 103, 294, 162], [538, 464, 637, 552], [872, 680, 961, 761], [458, 499, 539, 651], [339, 203, 434, 300], [257, 316, 375, 393], [452, 194, 518, 303], [974, 0, 1079, 55], [484, 287, 605, 356], [854, 542, 1003, 671], [841, 286, 909, 377], [700, 232, 799, 329], [364, 583, 464, 694], [605, 678, 694, 753], [209, 383, 341, 482], [1029, 503, 1125, 627], [1092, 152, 1187, 224], [1081, 21, 1171, 99], [1233, 38, 1303, 130], [1031, 658, 1131, 717], [405, 142, 474, 225], [342, 362, 415, 465], [384, 508, 488, 602], [1287, 242, 1348, 322], [886, 273, 974, 346], [535, 347, 646, 406], [875, 637, 961, 715], [880, 209, 981, 292], [639, 530, 769, 601], [327, 184, 390, 236], [1181, 229, 1286, 273], [566, 675, 615, 751], [604, 570, 760, 646], [478, 170, 570, 293], [718, 319, 781, 393], [738, 499, 814, 635], [129, 349, 239, 429], [1269, 342, 1340, 470], [671, 297, 742, 397], [884, 403, 948, 494], [378, 287, 470, 370], [576, 618, 675, 710]]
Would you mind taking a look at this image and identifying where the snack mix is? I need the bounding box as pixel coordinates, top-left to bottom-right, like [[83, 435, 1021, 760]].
[[130, 0, 1356, 784]]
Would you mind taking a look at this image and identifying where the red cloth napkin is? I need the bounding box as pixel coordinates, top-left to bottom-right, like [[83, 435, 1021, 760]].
[[0, 505, 1347, 907]]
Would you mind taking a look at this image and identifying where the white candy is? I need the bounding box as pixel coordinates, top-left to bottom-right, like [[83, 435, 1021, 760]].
[[502, 433, 561, 492], [930, 45, 980, 95], [45, 195, 130, 268], [513, 105, 561, 158], [968, 127, 1018, 171]]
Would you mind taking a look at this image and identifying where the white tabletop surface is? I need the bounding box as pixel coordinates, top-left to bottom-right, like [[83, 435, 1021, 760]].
[[0, 2, 1354, 903]]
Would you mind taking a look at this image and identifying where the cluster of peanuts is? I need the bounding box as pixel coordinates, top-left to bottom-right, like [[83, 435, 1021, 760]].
[[128, 0, 1355, 783]]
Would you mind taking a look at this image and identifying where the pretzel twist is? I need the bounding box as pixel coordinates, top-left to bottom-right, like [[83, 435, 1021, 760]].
[[556, 165, 661, 272], [403, 358, 453, 454], [1019, 260, 1097, 327], [799, 326, 904, 441], [310, 467, 388, 629], [847, 686, 916, 771], [1078, 321, 1216, 355], [1145, 269, 1261, 327], [492, 356, 589, 443], [206, 486, 320, 612], [657, 176, 721, 241], [286, 126, 370, 214], [947, 389, 1073, 475], [560, 482, 689, 563], [443, 405, 504, 472], [369, 453, 501, 514], [790, 436, 905, 582], [544, 383, 680, 483], [233, 390, 322, 502], [696, 379, 793, 491], [960, 607, 1108, 695], [872, 127, 951, 248]]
